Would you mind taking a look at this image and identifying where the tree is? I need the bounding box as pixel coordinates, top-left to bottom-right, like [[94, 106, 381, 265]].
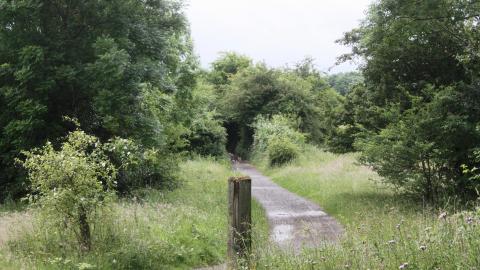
[[208, 52, 252, 87], [337, 0, 480, 200], [357, 84, 480, 201], [0, 0, 196, 199], [338, 0, 479, 103], [327, 72, 364, 95], [218, 63, 342, 156]]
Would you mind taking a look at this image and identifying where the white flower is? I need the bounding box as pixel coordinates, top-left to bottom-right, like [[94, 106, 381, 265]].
[[466, 217, 474, 224], [399, 263, 409, 269]]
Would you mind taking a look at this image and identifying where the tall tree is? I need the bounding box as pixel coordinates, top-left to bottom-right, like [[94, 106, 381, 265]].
[[337, 0, 480, 200], [0, 0, 196, 199]]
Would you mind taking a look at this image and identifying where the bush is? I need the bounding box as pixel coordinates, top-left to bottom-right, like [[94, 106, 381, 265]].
[[267, 138, 300, 166], [251, 115, 305, 166], [185, 112, 226, 157], [356, 85, 480, 202], [327, 124, 358, 153], [105, 138, 179, 193], [18, 130, 116, 251]]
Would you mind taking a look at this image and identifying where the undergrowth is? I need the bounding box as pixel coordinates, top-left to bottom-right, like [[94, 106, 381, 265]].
[[0, 158, 267, 270], [253, 147, 480, 269]]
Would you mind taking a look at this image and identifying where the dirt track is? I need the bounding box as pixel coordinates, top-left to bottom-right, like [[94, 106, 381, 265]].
[[234, 162, 344, 250]]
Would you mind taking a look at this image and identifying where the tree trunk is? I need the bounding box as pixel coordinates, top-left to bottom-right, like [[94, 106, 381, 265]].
[[78, 206, 91, 252]]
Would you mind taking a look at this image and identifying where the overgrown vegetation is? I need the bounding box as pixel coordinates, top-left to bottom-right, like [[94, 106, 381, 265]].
[[253, 148, 480, 269], [251, 115, 305, 166], [1, 0, 480, 268], [18, 130, 117, 252], [0, 0, 199, 199], [0, 158, 267, 269], [207, 55, 343, 157], [327, 71, 363, 95], [335, 0, 480, 201]]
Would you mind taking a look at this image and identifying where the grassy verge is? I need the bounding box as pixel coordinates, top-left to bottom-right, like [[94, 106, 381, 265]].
[[254, 147, 480, 269], [0, 158, 268, 270]]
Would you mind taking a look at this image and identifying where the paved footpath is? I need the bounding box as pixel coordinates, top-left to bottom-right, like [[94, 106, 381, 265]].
[[235, 162, 344, 250], [197, 162, 344, 269]]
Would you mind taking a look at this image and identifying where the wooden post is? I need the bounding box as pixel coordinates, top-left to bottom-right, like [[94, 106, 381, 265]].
[[228, 176, 252, 269]]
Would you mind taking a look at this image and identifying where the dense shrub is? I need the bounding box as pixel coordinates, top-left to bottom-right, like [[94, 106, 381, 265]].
[[337, 0, 480, 201], [105, 138, 179, 193], [356, 85, 480, 201], [187, 113, 227, 157], [183, 79, 227, 157], [267, 138, 300, 166], [18, 130, 117, 251], [251, 115, 305, 166]]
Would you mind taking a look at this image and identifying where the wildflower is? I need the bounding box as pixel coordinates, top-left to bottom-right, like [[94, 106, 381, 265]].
[[396, 223, 401, 229], [438, 212, 447, 220], [388, 239, 396, 245], [399, 262, 409, 269], [419, 245, 427, 251], [466, 217, 474, 224]]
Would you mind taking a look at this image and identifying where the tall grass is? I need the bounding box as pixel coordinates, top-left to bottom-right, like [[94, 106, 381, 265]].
[[0, 158, 268, 270], [1, 151, 478, 269], [253, 147, 480, 269]]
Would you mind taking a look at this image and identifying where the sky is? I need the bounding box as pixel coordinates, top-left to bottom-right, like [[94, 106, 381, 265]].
[[185, 0, 372, 74]]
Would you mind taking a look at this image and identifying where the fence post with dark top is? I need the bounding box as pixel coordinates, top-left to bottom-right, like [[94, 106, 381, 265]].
[[227, 176, 252, 269]]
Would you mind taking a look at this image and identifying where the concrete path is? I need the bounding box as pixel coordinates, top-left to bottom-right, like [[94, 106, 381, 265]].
[[234, 162, 344, 250]]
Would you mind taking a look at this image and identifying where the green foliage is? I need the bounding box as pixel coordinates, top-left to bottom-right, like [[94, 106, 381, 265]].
[[18, 130, 116, 251], [338, 0, 480, 96], [215, 61, 340, 156], [3, 158, 268, 269], [267, 138, 300, 166], [327, 84, 397, 153], [336, 0, 480, 199], [208, 52, 252, 87], [253, 148, 480, 269], [183, 78, 227, 157], [0, 0, 196, 198], [251, 115, 305, 166], [356, 84, 480, 201], [104, 138, 179, 193], [187, 112, 227, 157], [327, 71, 363, 95]]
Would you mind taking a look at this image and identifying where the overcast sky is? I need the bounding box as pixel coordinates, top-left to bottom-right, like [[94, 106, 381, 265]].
[[185, 0, 372, 74]]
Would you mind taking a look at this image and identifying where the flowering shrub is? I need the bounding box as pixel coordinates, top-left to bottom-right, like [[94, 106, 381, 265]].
[[18, 130, 117, 251]]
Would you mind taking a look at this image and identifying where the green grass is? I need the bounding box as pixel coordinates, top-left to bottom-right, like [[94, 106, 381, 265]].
[[2, 150, 479, 269], [253, 147, 480, 269], [0, 157, 268, 270]]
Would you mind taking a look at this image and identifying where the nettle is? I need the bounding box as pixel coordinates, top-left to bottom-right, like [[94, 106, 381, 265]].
[[18, 130, 117, 251]]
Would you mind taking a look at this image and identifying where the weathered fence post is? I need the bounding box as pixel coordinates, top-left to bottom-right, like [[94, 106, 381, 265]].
[[227, 176, 252, 269]]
